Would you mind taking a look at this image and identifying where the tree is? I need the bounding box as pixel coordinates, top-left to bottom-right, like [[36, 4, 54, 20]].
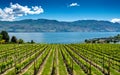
[[0, 35, 2, 40], [105, 40, 110, 43], [85, 39, 91, 43], [0, 31, 10, 42], [11, 36, 17, 43], [18, 39, 24, 44], [113, 40, 118, 44], [31, 40, 35, 44]]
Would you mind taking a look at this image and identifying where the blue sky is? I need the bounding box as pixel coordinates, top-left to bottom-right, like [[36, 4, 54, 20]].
[[0, 0, 120, 22]]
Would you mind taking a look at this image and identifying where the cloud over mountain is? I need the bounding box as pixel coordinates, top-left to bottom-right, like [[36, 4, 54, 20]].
[[0, 3, 44, 21], [111, 18, 120, 23]]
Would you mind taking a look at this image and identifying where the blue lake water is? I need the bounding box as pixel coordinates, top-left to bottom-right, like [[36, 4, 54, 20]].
[[9, 32, 120, 43]]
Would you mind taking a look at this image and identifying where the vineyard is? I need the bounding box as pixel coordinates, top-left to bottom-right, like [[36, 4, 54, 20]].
[[0, 44, 120, 75]]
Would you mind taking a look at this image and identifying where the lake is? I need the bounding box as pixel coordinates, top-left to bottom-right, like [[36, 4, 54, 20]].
[[9, 32, 120, 43]]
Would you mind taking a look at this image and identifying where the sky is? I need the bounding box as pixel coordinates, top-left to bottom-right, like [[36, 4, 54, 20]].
[[0, 0, 120, 22]]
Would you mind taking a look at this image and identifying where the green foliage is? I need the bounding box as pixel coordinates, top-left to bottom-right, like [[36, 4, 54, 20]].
[[0, 31, 24, 44], [31, 40, 35, 44], [0, 31, 10, 42], [0, 35, 2, 40], [18, 39, 24, 44], [11, 36, 17, 43]]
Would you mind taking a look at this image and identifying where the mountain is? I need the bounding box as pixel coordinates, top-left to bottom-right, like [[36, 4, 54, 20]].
[[0, 19, 120, 32]]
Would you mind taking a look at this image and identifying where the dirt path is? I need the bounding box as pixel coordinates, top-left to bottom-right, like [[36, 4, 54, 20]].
[[37, 49, 52, 75], [1, 67, 14, 75], [56, 48, 59, 75]]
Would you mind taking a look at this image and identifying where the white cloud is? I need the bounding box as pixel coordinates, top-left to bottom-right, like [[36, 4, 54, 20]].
[[0, 3, 44, 21], [69, 3, 80, 7], [111, 18, 120, 23]]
